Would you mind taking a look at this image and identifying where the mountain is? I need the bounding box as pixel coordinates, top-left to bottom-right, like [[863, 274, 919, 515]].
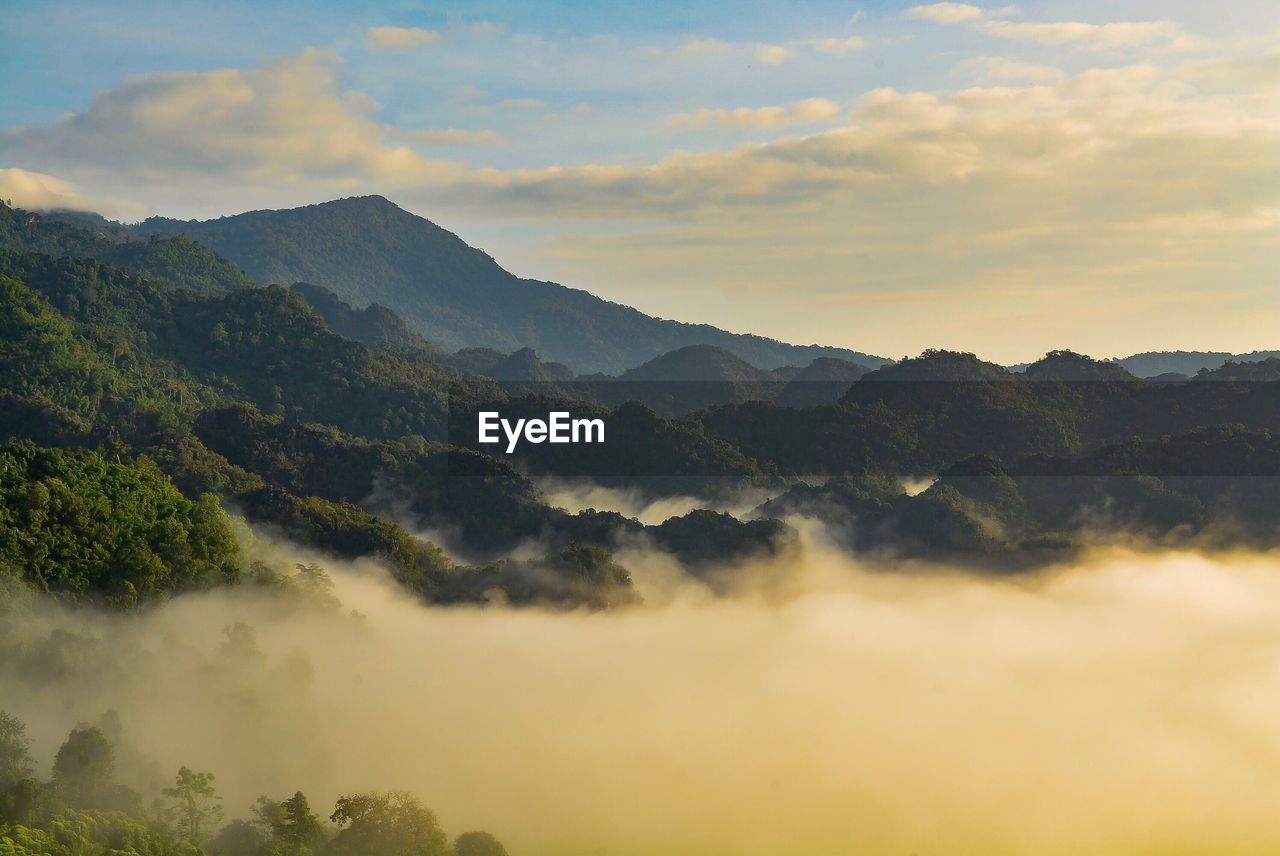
[[775, 356, 872, 407], [1021, 350, 1137, 382], [1113, 350, 1280, 378], [488, 347, 575, 382], [618, 344, 771, 383], [289, 282, 432, 353], [133, 196, 889, 374], [1, 201, 254, 294]]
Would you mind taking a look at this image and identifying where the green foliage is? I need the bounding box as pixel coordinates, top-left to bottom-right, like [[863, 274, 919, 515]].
[[450, 832, 507, 856], [0, 202, 253, 294], [161, 768, 222, 844], [0, 714, 506, 856], [0, 443, 240, 603], [50, 728, 138, 814], [328, 792, 447, 856]]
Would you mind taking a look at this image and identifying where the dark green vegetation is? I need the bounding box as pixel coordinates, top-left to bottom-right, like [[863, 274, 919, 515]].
[[132, 196, 888, 374], [2, 196, 1279, 606], [0, 710, 506, 856]]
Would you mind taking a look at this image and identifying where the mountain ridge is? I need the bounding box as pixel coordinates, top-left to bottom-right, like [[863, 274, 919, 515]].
[[133, 195, 890, 374]]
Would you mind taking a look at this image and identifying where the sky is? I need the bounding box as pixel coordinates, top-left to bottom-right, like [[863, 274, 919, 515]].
[[1, 0, 1277, 363]]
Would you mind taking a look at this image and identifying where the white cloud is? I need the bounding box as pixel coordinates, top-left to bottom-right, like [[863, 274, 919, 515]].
[[0, 49, 462, 187], [404, 128, 505, 147], [754, 43, 790, 64], [499, 97, 546, 109], [668, 98, 842, 129], [640, 38, 733, 61], [0, 167, 149, 220], [364, 26, 439, 50], [968, 56, 1066, 83], [906, 3, 984, 24], [979, 18, 1192, 50], [805, 36, 867, 54], [2, 44, 1274, 358]]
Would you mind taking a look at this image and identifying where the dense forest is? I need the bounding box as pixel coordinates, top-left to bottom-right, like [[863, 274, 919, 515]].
[[1, 193, 1279, 856], [0, 708, 508, 856], [2, 197, 1280, 605]]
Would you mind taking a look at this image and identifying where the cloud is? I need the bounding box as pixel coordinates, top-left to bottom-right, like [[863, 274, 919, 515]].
[[0, 49, 462, 190], [967, 56, 1066, 83], [498, 97, 546, 109], [403, 128, 505, 147], [979, 18, 1192, 50], [640, 38, 733, 61], [805, 36, 867, 54], [11, 537, 1280, 855], [641, 35, 863, 66], [906, 3, 984, 24], [668, 98, 842, 130], [2, 44, 1274, 359], [364, 25, 439, 50], [754, 43, 789, 64], [0, 167, 149, 220]]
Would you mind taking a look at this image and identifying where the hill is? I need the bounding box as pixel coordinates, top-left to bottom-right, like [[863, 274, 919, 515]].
[[133, 196, 888, 374], [1113, 350, 1280, 378], [1, 201, 254, 294], [775, 356, 871, 407], [618, 344, 771, 383]]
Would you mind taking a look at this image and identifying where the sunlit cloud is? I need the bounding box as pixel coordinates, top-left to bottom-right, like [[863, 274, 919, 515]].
[[805, 35, 868, 54], [667, 98, 842, 129], [966, 55, 1066, 83], [364, 25, 439, 50], [754, 43, 789, 64], [979, 18, 1193, 50], [0, 166, 149, 220], [905, 3, 984, 24], [403, 128, 505, 147], [639, 38, 733, 61], [499, 97, 547, 109]]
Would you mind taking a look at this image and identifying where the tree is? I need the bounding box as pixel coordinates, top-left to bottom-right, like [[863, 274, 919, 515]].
[[209, 819, 267, 856], [52, 727, 132, 811], [254, 791, 324, 855], [452, 831, 508, 856], [0, 711, 33, 789], [0, 711, 37, 824], [328, 792, 447, 856], [163, 766, 224, 844]]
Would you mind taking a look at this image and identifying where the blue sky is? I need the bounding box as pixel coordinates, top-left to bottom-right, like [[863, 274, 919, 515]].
[[1, 0, 1277, 360]]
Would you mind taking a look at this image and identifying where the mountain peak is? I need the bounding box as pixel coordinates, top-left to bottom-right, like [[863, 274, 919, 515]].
[[130, 196, 888, 374]]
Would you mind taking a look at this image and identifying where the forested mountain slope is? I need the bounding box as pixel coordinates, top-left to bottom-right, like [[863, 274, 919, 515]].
[[135, 196, 888, 374]]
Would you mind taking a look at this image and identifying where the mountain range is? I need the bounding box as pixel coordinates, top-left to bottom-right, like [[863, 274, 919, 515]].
[[132, 195, 889, 374]]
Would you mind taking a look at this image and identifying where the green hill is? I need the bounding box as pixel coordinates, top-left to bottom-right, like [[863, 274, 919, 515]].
[[133, 196, 889, 374], [1, 201, 254, 294]]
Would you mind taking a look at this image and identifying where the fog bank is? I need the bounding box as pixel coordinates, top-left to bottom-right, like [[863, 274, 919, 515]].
[[5, 535, 1280, 856]]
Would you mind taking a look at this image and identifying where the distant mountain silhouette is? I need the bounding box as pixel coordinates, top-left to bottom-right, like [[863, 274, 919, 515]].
[[775, 357, 871, 407], [619, 345, 771, 383], [135, 195, 889, 374], [1113, 350, 1280, 378], [289, 282, 431, 353]]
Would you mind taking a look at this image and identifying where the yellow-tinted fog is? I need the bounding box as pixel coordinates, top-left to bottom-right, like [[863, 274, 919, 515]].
[[5, 531, 1280, 856]]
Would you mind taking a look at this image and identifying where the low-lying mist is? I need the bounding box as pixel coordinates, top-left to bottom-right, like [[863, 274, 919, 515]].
[[5, 524, 1280, 856]]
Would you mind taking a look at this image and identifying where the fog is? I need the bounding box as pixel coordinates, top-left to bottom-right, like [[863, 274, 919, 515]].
[[5, 525, 1280, 856], [534, 477, 782, 524]]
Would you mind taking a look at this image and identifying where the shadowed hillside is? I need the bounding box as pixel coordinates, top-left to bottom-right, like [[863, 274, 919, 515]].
[[135, 196, 889, 374]]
